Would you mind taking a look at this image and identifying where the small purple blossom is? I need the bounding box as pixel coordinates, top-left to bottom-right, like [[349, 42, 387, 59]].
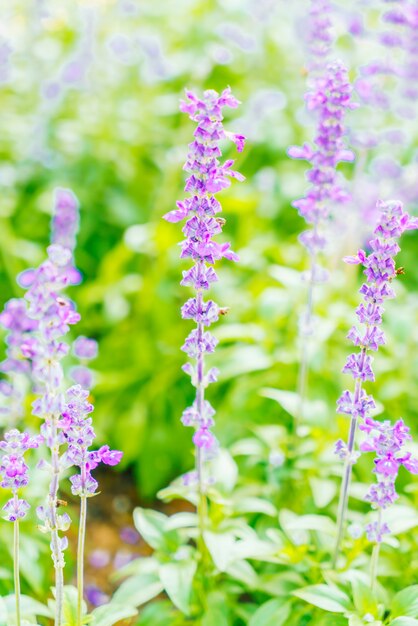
[[73, 336, 98, 360]]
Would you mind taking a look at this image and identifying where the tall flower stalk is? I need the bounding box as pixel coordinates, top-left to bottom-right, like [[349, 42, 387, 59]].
[[333, 200, 418, 567], [163, 88, 245, 546], [0, 429, 40, 626], [288, 61, 355, 425]]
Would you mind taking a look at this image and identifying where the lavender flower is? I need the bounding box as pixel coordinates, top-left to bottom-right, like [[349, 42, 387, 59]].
[[360, 417, 418, 514], [0, 428, 40, 626], [17, 190, 82, 626], [333, 199, 418, 566], [359, 416, 418, 589], [288, 60, 356, 424], [163, 88, 245, 467], [383, 3, 418, 109], [0, 300, 38, 426], [0, 429, 40, 521], [304, 0, 334, 70], [60, 383, 121, 624], [289, 62, 356, 267], [61, 384, 122, 497]]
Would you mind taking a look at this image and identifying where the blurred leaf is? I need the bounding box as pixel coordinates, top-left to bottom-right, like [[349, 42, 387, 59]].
[[91, 602, 137, 626], [159, 559, 197, 615], [293, 584, 352, 613], [249, 599, 291, 626], [112, 574, 164, 607], [391, 587, 418, 619]]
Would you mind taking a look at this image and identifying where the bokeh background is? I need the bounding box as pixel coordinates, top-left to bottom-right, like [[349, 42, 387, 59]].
[[1, 0, 418, 605]]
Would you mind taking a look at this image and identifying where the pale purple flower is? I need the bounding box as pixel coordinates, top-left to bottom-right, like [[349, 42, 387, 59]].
[[0, 429, 40, 522], [61, 385, 122, 496], [289, 62, 356, 269]]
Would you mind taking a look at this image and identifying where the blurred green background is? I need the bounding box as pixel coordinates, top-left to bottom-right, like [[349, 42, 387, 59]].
[[1, 0, 418, 504]]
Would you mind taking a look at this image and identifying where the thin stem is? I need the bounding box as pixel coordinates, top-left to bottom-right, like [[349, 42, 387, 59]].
[[295, 245, 318, 436], [13, 516, 21, 626], [333, 351, 366, 568], [49, 416, 64, 626], [77, 493, 87, 626], [332, 415, 357, 567], [370, 509, 382, 594]]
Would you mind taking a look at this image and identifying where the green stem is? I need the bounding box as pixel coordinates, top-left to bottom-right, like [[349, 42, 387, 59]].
[[77, 494, 87, 626], [14, 517, 21, 626], [370, 509, 382, 593]]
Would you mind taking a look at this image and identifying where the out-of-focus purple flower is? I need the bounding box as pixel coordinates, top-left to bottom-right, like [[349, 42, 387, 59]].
[[113, 550, 134, 569], [89, 548, 111, 568], [289, 62, 356, 270], [85, 585, 109, 607], [163, 88, 245, 459], [120, 526, 140, 545], [0, 38, 12, 84], [73, 336, 98, 360], [304, 0, 334, 70], [0, 429, 40, 521], [70, 365, 93, 389]]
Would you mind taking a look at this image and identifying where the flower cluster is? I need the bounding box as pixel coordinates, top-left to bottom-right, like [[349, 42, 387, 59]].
[[359, 417, 418, 540], [0, 429, 40, 522], [61, 385, 122, 497], [163, 88, 245, 457], [289, 62, 356, 278]]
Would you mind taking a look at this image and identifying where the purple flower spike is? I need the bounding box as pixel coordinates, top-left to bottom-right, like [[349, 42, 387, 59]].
[[337, 201, 418, 417], [289, 61, 356, 271], [163, 88, 245, 465], [334, 200, 418, 561]]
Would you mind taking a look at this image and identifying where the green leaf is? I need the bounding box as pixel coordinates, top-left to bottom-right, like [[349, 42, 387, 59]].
[[225, 560, 258, 588], [233, 497, 277, 517], [2, 595, 52, 621], [204, 530, 236, 571], [293, 584, 352, 613], [133, 508, 167, 550], [57, 586, 89, 626], [91, 602, 137, 626], [390, 619, 418, 626], [249, 599, 291, 626], [351, 578, 379, 616], [112, 573, 164, 607], [159, 559, 197, 615], [309, 478, 337, 508], [391, 586, 418, 618], [282, 514, 337, 536]]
